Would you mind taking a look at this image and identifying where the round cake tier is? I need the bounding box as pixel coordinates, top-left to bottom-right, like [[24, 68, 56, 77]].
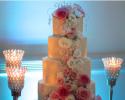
[[43, 57, 91, 85], [48, 36, 87, 62], [38, 80, 95, 100], [38, 80, 57, 100], [53, 15, 83, 35], [42, 57, 63, 85]]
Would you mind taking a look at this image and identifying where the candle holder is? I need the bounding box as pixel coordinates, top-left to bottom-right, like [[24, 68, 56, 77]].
[[102, 57, 123, 100], [3, 49, 24, 68], [6, 67, 27, 100]]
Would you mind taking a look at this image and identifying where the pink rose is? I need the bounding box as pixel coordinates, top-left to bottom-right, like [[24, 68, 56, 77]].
[[70, 71, 77, 80], [57, 85, 70, 99], [77, 74, 90, 86], [64, 67, 77, 80], [76, 87, 90, 100], [64, 67, 72, 77], [50, 91, 60, 100], [55, 7, 69, 19], [65, 83, 72, 91]]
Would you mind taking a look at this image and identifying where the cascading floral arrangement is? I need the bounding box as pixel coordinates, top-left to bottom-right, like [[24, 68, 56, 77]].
[[44, 3, 94, 100]]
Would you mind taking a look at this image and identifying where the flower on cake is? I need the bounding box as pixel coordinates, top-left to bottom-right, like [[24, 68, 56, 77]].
[[77, 74, 90, 86], [49, 90, 60, 100], [59, 37, 73, 49], [72, 38, 81, 49], [64, 67, 77, 80], [57, 85, 70, 99], [54, 7, 69, 19], [65, 27, 77, 39], [73, 49, 82, 58], [76, 87, 90, 100], [65, 94, 75, 100], [67, 57, 84, 70]]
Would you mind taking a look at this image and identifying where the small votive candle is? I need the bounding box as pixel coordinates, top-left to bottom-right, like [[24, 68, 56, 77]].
[[3, 49, 24, 68], [6, 67, 27, 95], [102, 57, 123, 72]]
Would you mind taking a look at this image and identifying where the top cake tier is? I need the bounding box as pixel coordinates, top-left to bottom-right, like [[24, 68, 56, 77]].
[[52, 5, 85, 35]]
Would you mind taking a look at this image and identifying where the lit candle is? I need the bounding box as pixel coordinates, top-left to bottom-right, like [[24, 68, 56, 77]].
[[6, 67, 27, 91], [3, 49, 24, 68], [102, 57, 123, 100], [6, 67, 27, 99], [102, 57, 123, 72]]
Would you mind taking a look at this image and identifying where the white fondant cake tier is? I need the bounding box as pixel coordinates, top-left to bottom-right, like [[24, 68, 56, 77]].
[[53, 14, 84, 35], [48, 36, 87, 62], [43, 57, 91, 86], [38, 4, 96, 100]]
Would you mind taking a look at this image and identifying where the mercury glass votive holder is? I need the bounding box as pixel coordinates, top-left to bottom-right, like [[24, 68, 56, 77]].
[[6, 67, 27, 100], [102, 57, 123, 100], [3, 49, 24, 68]]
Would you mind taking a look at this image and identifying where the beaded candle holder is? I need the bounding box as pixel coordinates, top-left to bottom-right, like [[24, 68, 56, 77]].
[[3, 49, 24, 68], [6, 67, 27, 100], [102, 57, 123, 100]]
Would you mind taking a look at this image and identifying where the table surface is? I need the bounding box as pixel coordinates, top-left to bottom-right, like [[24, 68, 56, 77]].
[[0, 70, 125, 100]]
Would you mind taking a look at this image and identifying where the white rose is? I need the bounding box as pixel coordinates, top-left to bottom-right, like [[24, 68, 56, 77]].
[[67, 57, 76, 69], [59, 37, 73, 49], [74, 38, 81, 48], [65, 94, 75, 100], [75, 58, 84, 67], [73, 49, 82, 58], [67, 58, 84, 69]]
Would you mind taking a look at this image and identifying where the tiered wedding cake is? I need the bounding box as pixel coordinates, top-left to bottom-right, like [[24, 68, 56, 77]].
[[38, 4, 95, 100]]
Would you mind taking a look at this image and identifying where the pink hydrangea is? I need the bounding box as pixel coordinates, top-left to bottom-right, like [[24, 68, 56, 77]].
[[76, 87, 90, 100], [57, 85, 70, 99]]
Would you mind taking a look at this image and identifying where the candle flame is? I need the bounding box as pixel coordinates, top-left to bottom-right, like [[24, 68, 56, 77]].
[[102, 57, 123, 70]]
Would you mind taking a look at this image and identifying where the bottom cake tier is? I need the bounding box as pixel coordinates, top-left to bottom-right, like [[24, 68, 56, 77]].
[[38, 80, 96, 100]]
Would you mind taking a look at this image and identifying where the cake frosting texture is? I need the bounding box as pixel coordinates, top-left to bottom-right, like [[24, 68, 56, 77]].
[[48, 36, 87, 61], [38, 4, 96, 100]]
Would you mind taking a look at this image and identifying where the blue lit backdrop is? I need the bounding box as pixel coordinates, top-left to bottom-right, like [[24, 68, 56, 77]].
[[0, 1, 125, 53]]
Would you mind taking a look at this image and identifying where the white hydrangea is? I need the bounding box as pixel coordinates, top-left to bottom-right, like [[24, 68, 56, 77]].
[[59, 37, 73, 49], [67, 57, 84, 70], [73, 49, 82, 58]]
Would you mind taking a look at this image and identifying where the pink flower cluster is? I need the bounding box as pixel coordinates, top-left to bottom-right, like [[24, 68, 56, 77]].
[[76, 87, 90, 100], [50, 85, 91, 100], [55, 7, 69, 19], [50, 85, 70, 100], [49, 67, 91, 100]]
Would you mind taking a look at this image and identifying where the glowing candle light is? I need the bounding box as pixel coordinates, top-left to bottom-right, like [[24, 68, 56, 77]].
[[102, 57, 123, 100], [102, 57, 123, 73], [3, 49, 24, 68], [6, 67, 27, 100]]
